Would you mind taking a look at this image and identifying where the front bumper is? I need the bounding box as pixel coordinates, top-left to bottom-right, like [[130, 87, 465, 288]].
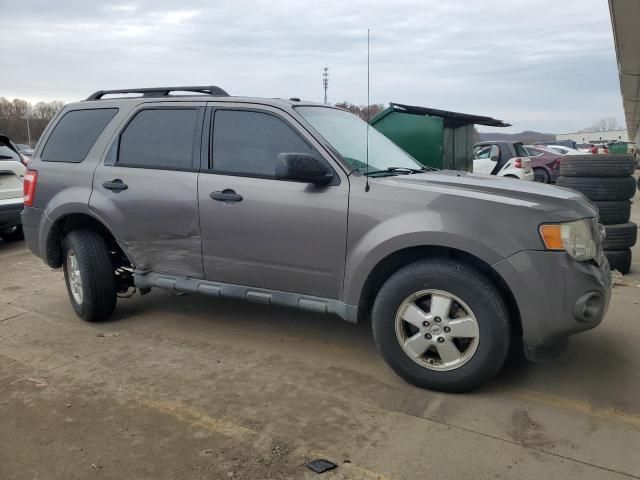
[[493, 250, 611, 360], [0, 199, 24, 228]]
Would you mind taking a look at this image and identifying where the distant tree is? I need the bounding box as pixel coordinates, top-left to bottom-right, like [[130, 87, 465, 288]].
[[0, 97, 65, 146], [335, 101, 385, 121], [581, 117, 622, 132]]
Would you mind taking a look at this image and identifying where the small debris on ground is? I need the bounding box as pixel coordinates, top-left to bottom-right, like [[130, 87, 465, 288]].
[[96, 332, 119, 338], [90, 463, 103, 470], [306, 459, 337, 474], [611, 270, 629, 287]]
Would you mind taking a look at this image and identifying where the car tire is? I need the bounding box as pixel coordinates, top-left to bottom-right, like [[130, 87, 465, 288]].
[[556, 176, 636, 201], [605, 249, 632, 274], [62, 230, 117, 322], [0, 225, 24, 242], [559, 154, 635, 177], [602, 222, 638, 250], [371, 259, 510, 393], [533, 168, 550, 183], [593, 201, 631, 225]]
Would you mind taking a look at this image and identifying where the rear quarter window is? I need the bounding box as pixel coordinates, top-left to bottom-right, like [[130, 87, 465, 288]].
[[41, 108, 118, 163], [514, 143, 529, 157]]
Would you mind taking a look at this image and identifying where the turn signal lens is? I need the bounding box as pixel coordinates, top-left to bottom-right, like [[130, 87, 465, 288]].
[[539, 224, 563, 250]]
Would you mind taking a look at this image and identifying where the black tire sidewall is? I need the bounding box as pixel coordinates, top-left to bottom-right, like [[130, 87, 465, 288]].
[[0, 225, 24, 242], [372, 260, 510, 392], [62, 230, 116, 322], [533, 168, 550, 183]]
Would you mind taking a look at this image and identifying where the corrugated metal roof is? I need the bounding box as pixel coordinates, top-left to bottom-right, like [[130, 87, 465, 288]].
[[372, 103, 510, 128], [609, 0, 640, 144]]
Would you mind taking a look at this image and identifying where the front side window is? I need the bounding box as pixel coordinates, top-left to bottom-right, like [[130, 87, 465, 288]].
[[41, 108, 118, 163], [118, 108, 199, 170], [296, 106, 423, 173], [211, 110, 315, 177]]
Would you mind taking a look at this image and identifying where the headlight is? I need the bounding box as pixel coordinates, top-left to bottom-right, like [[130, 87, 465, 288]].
[[539, 219, 596, 261]]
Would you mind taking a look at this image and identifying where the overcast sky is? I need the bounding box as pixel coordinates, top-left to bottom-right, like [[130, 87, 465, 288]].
[[0, 0, 623, 133]]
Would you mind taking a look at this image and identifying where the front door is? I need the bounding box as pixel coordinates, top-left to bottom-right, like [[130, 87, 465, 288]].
[[197, 105, 349, 299], [90, 103, 205, 278]]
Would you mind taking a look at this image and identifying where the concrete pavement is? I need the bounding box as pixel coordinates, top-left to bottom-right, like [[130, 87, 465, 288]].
[[0, 191, 639, 479]]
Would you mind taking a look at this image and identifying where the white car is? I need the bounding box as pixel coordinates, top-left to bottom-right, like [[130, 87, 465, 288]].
[[0, 137, 27, 241], [543, 145, 589, 156], [472, 144, 534, 180]]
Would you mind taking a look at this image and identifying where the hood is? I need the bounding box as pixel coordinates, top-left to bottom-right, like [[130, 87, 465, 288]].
[[377, 170, 596, 220]]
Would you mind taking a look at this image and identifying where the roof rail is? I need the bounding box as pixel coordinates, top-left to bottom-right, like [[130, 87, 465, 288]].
[[86, 86, 229, 100]]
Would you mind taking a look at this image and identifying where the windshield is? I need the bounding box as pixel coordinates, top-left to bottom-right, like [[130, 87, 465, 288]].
[[296, 106, 424, 173]]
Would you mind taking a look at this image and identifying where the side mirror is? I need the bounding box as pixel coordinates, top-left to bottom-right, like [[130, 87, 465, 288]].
[[275, 153, 334, 185]]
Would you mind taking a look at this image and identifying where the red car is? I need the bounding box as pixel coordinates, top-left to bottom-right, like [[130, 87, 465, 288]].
[[526, 145, 563, 183]]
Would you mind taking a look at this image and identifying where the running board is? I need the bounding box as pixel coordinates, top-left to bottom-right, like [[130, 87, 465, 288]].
[[133, 271, 358, 323]]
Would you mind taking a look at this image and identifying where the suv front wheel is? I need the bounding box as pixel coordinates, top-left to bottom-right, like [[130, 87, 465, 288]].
[[62, 230, 117, 322], [372, 259, 510, 392]]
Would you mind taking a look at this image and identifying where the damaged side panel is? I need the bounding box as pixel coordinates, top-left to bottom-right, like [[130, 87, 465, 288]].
[[90, 168, 204, 278]]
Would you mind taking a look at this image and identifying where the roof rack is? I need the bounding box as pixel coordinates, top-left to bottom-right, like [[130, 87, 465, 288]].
[[86, 86, 229, 101]]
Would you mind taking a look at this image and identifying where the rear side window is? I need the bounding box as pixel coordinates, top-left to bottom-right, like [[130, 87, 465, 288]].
[[212, 110, 314, 177], [0, 145, 20, 162], [117, 108, 199, 170], [41, 108, 118, 163], [514, 143, 529, 157]]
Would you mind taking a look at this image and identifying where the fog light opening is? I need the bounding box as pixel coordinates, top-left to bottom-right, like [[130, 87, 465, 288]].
[[574, 292, 604, 323]]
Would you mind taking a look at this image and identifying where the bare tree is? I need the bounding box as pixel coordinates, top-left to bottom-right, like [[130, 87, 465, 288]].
[[334, 101, 385, 121], [581, 117, 622, 132], [0, 97, 64, 146]]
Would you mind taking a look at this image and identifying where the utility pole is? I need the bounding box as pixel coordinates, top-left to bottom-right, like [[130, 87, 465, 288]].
[[24, 116, 32, 147], [322, 67, 329, 104]]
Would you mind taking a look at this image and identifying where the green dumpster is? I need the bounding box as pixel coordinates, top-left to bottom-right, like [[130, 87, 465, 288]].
[[370, 103, 510, 171], [608, 142, 629, 154]]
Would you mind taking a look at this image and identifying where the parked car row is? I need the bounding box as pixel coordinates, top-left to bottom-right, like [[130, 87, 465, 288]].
[[472, 141, 562, 183]]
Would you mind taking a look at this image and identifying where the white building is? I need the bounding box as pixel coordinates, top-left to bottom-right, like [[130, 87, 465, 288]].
[[556, 129, 629, 145]]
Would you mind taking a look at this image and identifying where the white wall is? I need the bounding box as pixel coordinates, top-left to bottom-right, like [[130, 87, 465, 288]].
[[556, 130, 629, 144]]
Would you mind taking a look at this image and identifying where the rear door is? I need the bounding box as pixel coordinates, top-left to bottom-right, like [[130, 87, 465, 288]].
[[473, 145, 499, 175], [90, 102, 206, 278], [197, 104, 349, 298]]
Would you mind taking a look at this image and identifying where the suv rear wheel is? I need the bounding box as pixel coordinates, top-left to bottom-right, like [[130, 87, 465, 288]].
[[372, 259, 510, 392], [62, 230, 117, 322]]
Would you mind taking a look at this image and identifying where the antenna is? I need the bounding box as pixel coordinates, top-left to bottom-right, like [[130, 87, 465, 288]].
[[365, 29, 370, 192], [322, 67, 329, 104]]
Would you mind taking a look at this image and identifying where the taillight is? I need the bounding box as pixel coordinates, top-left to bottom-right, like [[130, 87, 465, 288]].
[[514, 158, 523, 168], [23, 170, 38, 207]]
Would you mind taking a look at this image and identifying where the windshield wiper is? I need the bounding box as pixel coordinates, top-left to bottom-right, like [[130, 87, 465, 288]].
[[364, 166, 438, 176]]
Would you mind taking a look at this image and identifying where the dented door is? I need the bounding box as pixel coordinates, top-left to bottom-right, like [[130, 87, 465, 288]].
[[89, 103, 205, 278]]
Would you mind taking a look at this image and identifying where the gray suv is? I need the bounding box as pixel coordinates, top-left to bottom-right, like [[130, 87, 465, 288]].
[[21, 86, 611, 392]]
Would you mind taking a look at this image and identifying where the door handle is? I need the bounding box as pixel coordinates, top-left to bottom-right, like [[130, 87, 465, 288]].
[[102, 179, 128, 191], [210, 189, 243, 203]]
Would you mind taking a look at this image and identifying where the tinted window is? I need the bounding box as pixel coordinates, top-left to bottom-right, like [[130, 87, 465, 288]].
[[41, 108, 118, 163], [514, 143, 529, 157], [0, 145, 20, 161], [117, 108, 199, 170], [212, 110, 313, 177]]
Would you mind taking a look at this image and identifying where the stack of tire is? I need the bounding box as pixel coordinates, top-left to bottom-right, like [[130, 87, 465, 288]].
[[556, 154, 637, 274]]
